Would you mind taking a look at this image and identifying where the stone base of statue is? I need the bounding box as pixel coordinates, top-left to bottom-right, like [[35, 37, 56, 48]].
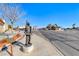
[[20, 43, 34, 53]]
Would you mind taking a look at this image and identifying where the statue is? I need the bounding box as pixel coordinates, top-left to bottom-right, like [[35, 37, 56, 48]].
[[24, 20, 32, 46]]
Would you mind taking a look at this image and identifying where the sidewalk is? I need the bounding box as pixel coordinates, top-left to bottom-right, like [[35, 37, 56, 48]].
[[0, 32, 63, 56]]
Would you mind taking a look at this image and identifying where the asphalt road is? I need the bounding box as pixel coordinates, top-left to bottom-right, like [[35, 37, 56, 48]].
[[39, 30, 79, 56]]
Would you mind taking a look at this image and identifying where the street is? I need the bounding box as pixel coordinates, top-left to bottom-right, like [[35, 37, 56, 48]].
[[39, 30, 79, 56]]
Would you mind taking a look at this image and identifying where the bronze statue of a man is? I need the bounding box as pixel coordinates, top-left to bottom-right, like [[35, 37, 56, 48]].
[[24, 21, 32, 46]]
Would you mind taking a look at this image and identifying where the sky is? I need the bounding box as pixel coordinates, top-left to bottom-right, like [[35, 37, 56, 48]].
[[4, 3, 79, 28]]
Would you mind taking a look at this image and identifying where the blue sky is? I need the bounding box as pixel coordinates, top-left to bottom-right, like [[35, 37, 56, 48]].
[[6, 3, 79, 28]]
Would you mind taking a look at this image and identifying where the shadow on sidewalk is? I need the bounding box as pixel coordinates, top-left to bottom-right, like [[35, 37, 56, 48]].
[[12, 41, 25, 52]]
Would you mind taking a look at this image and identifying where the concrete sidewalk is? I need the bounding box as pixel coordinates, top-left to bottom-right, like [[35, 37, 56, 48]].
[[0, 33, 63, 56], [29, 33, 63, 56]]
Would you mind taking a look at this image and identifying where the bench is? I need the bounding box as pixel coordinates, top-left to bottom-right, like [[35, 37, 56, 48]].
[[0, 33, 24, 56]]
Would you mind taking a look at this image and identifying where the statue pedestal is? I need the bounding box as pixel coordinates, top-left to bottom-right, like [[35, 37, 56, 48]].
[[20, 44, 34, 53]]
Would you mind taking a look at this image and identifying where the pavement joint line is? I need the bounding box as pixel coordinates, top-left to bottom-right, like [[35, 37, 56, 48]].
[[34, 30, 64, 56]]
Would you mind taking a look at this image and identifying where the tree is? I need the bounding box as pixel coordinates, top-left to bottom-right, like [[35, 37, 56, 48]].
[[54, 24, 58, 27], [72, 23, 76, 29], [51, 25, 56, 30], [46, 24, 52, 30], [0, 4, 25, 28], [46, 24, 56, 30], [46, 24, 61, 30]]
